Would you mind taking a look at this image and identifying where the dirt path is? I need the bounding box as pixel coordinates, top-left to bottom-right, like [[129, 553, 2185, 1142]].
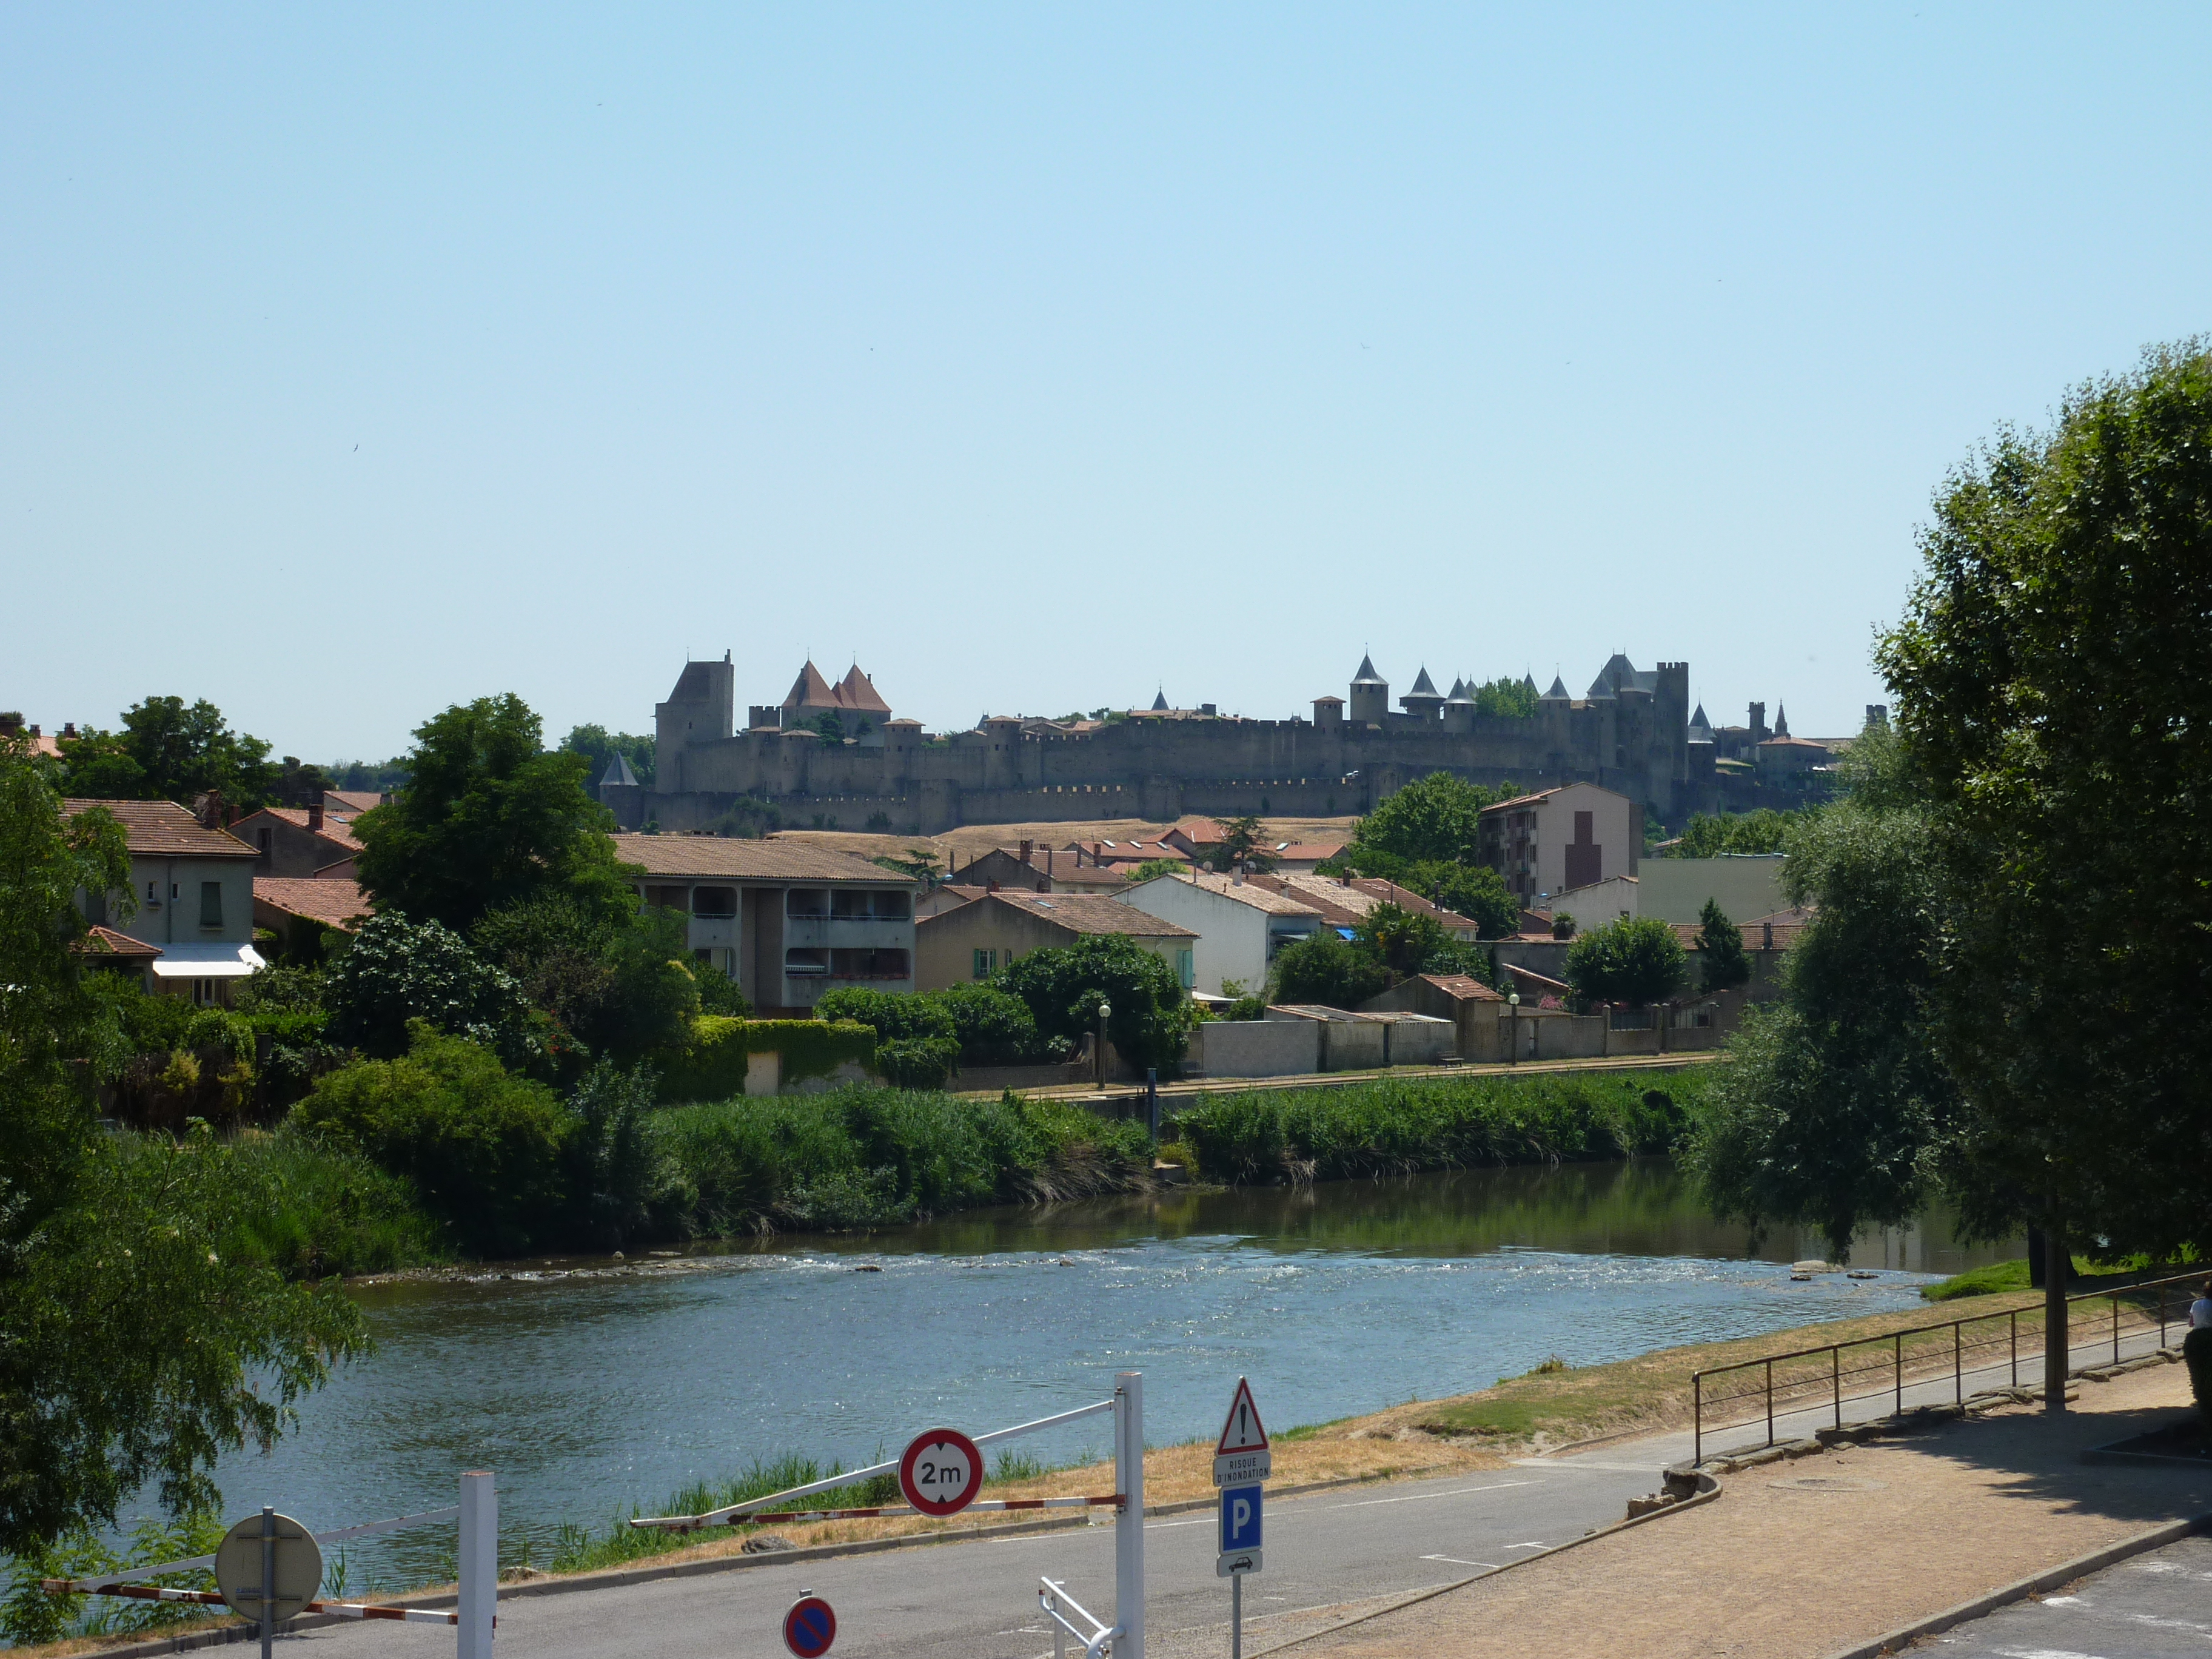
[[1284, 1361, 2212, 1659]]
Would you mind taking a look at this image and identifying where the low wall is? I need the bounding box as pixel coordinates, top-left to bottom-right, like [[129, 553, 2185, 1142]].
[[1188, 1019, 1319, 1079], [955, 1061, 1094, 1093]]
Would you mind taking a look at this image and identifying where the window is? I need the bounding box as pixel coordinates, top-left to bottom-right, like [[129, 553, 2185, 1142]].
[[830, 890, 872, 919], [692, 886, 737, 918], [871, 890, 910, 920], [193, 978, 218, 1006], [645, 885, 691, 912], [1175, 949, 1194, 989], [783, 947, 830, 976], [786, 889, 830, 919], [199, 881, 224, 929], [831, 947, 909, 980], [972, 948, 997, 979]]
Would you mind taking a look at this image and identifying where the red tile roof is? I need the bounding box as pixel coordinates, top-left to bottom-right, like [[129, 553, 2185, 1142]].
[[253, 877, 375, 930], [73, 924, 162, 960], [63, 799, 256, 858], [967, 891, 1197, 937], [245, 806, 365, 852]]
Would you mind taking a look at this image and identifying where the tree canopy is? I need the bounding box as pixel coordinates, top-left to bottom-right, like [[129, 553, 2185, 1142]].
[[354, 694, 643, 933], [55, 698, 282, 813], [1695, 899, 1751, 993], [562, 724, 655, 791], [996, 934, 1190, 1070], [1660, 808, 1808, 858], [1561, 917, 1684, 1007]]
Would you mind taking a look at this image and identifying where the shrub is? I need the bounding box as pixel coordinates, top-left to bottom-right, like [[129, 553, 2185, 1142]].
[[997, 934, 1190, 1071], [562, 1061, 677, 1249], [814, 987, 956, 1046], [930, 982, 1043, 1064], [292, 1025, 571, 1256], [325, 912, 541, 1064], [653, 1017, 877, 1104], [1563, 916, 1686, 1008], [1272, 931, 1389, 1010], [877, 1037, 959, 1090]]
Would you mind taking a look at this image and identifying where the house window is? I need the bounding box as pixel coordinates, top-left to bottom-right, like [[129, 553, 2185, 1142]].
[[831, 947, 909, 980], [199, 882, 224, 929], [194, 977, 218, 1006], [692, 886, 737, 918], [645, 885, 691, 912], [871, 890, 911, 920], [783, 947, 830, 976], [1175, 949, 1195, 989], [786, 889, 830, 919], [972, 948, 997, 979], [831, 890, 873, 919]]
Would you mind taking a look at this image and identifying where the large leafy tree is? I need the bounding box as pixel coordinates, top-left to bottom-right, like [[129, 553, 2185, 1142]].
[[561, 724, 655, 791], [355, 694, 643, 933], [1562, 917, 1685, 1007], [1662, 808, 1808, 858], [1270, 931, 1391, 1010], [996, 934, 1190, 1071], [1880, 340, 2212, 1278], [1695, 899, 1751, 993], [1344, 771, 1496, 866], [0, 737, 361, 1555], [1687, 745, 1952, 1261], [56, 697, 281, 812]]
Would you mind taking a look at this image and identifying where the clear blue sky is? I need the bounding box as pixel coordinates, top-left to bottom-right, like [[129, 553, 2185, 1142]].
[[8, 5, 2208, 758]]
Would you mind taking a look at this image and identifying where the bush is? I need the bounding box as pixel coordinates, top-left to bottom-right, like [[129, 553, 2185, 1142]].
[[652, 1017, 877, 1104], [814, 987, 956, 1046], [292, 1025, 571, 1256], [930, 982, 1043, 1064], [326, 911, 541, 1064], [214, 1126, 449, 1276], [1272, 931, 1390, 1010], [1177, 1072, 1704, 1185], [997, 934, 1190, 1072], [877, 1036, 960, 1090], [562, 1061, 677, 1249], [1563, 916, 1686, 1008]]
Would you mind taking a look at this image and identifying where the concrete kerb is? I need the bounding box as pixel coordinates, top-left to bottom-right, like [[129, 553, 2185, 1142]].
[[1242, 1469, 1723, 1658], [52, 1466, 1460, 1659], [1819, 1514, 2212, 1659]]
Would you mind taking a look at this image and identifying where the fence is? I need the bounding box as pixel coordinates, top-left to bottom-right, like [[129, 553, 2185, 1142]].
[[1692, 1270, 2204, 1466]]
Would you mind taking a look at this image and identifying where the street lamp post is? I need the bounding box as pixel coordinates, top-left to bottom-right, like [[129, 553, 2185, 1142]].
[[1507, 992, 1520, 1065], [1096, 999, 1113, 1090]]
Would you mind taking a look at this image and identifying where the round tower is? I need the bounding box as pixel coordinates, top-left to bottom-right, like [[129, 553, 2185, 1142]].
[[1349, 655, 1389, 725]]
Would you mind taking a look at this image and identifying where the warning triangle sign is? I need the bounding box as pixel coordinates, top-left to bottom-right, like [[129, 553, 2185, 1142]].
[[1216, 1377, 1269, 1456]]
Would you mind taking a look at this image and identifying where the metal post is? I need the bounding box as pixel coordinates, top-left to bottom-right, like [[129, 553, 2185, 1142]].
[[1764, 1359, 1773, 1448], [1954, 1323, 1962, 1407], [1145, 1069, 1158, 1140], [260, 1506, 275, 1659], [2160, 1284, 2168, 1349], [2113, 1295, 2120, 1366], [458, 1472, 495, 1659], [1231, 1572, 1242, 1659], [2010, 1310, 2017, 1388], [2043, 1220, 2068, 1415], [1894, 1333, 1902, 1418], [1832, 1347, 1841, 1432], [1114, 1372, 1144, 1659], [1692, 1375, 1701, 1467]]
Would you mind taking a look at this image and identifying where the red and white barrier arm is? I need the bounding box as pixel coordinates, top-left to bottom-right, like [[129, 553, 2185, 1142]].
[[39, 1583, 483, 1627], [635, 1493, 1123, 1530]]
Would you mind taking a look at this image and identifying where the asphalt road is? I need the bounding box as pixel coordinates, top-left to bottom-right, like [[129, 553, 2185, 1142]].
[[1923, 1533, 2212, 1657], [281, 1456, 1663, 1659]]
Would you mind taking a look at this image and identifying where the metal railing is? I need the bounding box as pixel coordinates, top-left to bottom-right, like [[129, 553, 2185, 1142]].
[[1692, 1269, 2204, 1466]]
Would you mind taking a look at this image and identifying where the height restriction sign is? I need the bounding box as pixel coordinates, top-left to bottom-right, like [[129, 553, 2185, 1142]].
[[1212, 1376, 1271, 1487]]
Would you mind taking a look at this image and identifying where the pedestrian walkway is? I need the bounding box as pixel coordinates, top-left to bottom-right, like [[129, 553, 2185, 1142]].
[[1284, 1359, 2211, 1659]]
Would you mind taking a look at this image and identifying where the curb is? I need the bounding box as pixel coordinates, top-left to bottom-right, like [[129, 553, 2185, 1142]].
[[1245, 1469, 1723, 1657], [1817, 1514, 2212, 1659]]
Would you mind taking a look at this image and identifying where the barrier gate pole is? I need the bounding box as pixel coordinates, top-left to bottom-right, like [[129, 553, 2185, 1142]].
[[1115, 1373, 1145, 1659], [259, 1506, 276, 1659], [457, 1473, 496, 1659]]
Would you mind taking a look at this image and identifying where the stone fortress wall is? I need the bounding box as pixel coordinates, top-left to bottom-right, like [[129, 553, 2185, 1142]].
[[609, 655, 1783, 836]]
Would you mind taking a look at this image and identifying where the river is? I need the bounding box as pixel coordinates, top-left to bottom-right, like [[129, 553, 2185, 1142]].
[[210, 1158, 2015, 1589]]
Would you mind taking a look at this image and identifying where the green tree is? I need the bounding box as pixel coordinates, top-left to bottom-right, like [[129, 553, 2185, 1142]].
[[1126, 858, 1187, 883], [1206, 815, 1273, 873], [1662, 809, 1806, 858], [472, 897, 699, 1067], [354, 694, 643, 932], [0, 736, 361, 1555], [871, 849, 944, 888], [1353, 902, 1452, 978], [324, 911, 540, 1062], [997, 934, 1190, 1071], [1415, 862, 1520, 939], [1686, 762, 1952, 1262], [562, 724, 656, 791], [1695, 899, 1751, 993], [1344, 772, 1498, 866], [1270, 931, 1390, 1010], [1879, 340, 2212, 1287], [1470, 677, 1537, 719], [56, 697, 281, 813], [1562, 917, 1684, 1007]]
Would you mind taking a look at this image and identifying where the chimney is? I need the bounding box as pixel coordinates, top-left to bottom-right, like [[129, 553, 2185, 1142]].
[[1762, 921, 1774, 951], [308, 794, 326, 833], [62, 722, 75, 739], [1020, 839, 1033, 867], [0, 713, 19, 738], [988, 879, 1000, 893], [1047, 848, 1054, 878]]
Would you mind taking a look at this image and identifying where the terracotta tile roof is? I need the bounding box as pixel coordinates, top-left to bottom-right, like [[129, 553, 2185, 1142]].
[[1414, 973, 1503, 1003], [1130, 870, 1322, 917], [72, 925, 162, 960], [254, 877, 375, 930], [324, 791, 385, 814], [1479, 788, 1560, 815], [1065, 837, 1190, 865], [610, 833, 913, 884], [63, 799, 256, 858], [1258, 873, 1478, 932], [247, 806, 365, 851], [977, 891, 1197, 937]]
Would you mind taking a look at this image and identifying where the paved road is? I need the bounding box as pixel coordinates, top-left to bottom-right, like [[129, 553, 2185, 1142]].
[[1922, 1533, 2212, 1657], [286, 1458, 1663, 1659]]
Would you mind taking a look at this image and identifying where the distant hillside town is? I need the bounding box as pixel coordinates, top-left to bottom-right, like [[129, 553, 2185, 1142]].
[[600, 654, 1866, 836]]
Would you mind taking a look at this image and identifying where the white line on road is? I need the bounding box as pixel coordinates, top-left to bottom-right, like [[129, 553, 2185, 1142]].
[[1420, 1555, 1500, 1568], [1305, 1480, 1539, 1513], [1509, 1460, 1665, 1475]]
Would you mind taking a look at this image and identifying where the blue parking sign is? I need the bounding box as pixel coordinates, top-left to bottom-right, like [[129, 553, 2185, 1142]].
[[1219, 1483, 1262, 1555]]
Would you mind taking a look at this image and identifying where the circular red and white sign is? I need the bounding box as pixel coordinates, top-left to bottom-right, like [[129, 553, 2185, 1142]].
[[898, 1428, 984, 1517]]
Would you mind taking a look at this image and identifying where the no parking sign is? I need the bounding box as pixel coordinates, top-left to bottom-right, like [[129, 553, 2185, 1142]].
[[782, 1594, 836, 1657]]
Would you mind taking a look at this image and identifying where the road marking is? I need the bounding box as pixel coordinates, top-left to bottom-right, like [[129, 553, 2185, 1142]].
[[1504, 1541, 1547, 1550], [1509, 1460, 1664, 1475], [1307, 1480, 1538, 1513], [1420, 1555, 1499, 1568]]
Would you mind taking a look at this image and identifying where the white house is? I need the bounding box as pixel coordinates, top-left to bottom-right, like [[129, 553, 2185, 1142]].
[[66, 799, 264, 1005], [1116, 871, 1323, 997]]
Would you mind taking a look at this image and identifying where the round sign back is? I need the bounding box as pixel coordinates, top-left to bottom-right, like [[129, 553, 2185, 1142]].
[[898, 1428, 984, 1517], [782, 1594, 837, 1657], [213, 1512, 323, 1624]]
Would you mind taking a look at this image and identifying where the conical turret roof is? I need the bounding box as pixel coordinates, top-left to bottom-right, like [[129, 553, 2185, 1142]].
[[1446, 676, 1473, 702], [597, 752, 639, 788], [1352, 655, 1386, 686], [782, 659, 839, 710], [1774, 704, 1790, 738], [1542, 675, 1570, 700], [1151, 688, 1170, 711], [836, 664, 891, 715], [1407, 666, 1441, 698], [1521, 672, 1539, 695], [1688, 703, 1714, 740]]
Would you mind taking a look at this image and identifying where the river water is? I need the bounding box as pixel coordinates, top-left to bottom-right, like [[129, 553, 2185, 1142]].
[[210, 1159, 2014, 1589]]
